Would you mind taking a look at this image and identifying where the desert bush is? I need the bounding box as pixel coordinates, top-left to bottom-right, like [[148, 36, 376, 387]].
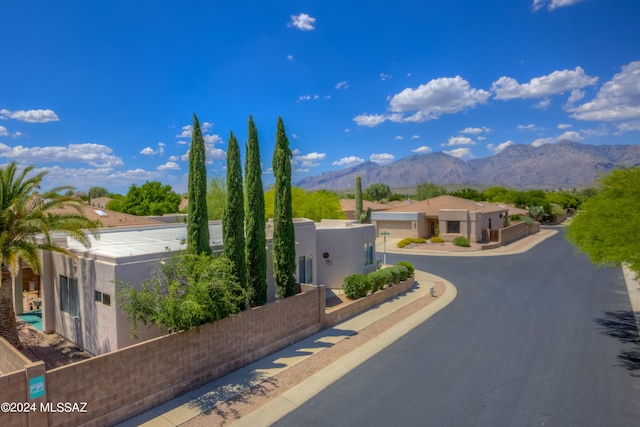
[[396, 264, 409, 281], [378, 268, 394, 286], [453, 236, 471, 247], [397, 237, 427, 248], [386, 265, 402, 283], [397, 261, 414, 276], [430, 236, 445, 243], [368, 270, 386, 292], [522, 215, 535, 226], [343, 274, 372, 299]]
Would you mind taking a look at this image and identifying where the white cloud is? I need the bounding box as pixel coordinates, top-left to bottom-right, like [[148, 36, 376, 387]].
[[617, 120, 640, 133], [370, 153, 395, 164], [389, 76, 490, 121], [294, 151, 326, 168], [344, 128, 351, 133], [566, 88, 585, 105], [298, 94, 322, 101], [394, 135, 404, 140], [442, 136, 475, 146], [517, 124, 537, 130], [443, 147, 473, 160], [570, 61, 640, 122], [332, 156, 364, 167], [492, 66, 598, 100], [180, 136, 226, 163], [477, 136, 486, 141], [487, 140, 514, 154], [412, 146, 432, 153], [140, 142, 165, 156], [532, 0, 585, 12], [353, 114, 388, 127], [557, 123, 572, 129], [411, 135, 420, 139], [289, 13, 316, 31], [287, 54, 294, 61], [157, 162, 180, 171], [0, 125, 7, 136], [203, 134, 222, 145], [380, 73, 392, 81], [295, 168, 310, 173], [531, 137, 555, 147], [0, 142, 123, 167], [460, 126, 490, 134], [28, 165, 159, 192], [177, 125, 193, 138], [335, 81, 348, 90], [531, 130, 582, 147], [0, 108, 59, 123], [558, 130, 581, 141], [202, 122, 213, 132], [535, 99, 552, 110]]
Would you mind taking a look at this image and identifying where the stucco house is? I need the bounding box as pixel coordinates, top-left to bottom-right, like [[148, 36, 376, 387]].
[[12, 218, 375, 355], [371, 195, 512, 243]]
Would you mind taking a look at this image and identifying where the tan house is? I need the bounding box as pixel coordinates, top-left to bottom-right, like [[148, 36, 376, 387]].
[[340, 199, 392, 220], [12, 219, 375, 355], [372, 195, 511, 243]]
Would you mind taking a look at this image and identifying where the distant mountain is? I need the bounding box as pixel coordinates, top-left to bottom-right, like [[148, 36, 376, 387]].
[[296, 140, 640, 190]]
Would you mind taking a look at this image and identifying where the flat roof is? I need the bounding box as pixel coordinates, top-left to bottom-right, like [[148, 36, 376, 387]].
[[64, 223, 223, 258]]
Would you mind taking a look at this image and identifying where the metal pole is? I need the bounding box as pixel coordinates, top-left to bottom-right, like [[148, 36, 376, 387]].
[[383, 233, 387, 265]]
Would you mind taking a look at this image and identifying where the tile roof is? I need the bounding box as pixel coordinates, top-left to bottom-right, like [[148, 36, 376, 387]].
[[382, 195, 509, 215]]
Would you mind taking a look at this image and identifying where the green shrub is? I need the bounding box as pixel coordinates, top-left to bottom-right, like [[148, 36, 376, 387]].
[[386, 266, 402, 283], [509, 214, 521, 221], [397, 261, 414, 276], [453, 236, 471, 247], [397, 237, 427, 248], [378, 268, 394, 286], [522, 215, 535, 226], [367, 270, 386, 292], [343, 274, 372, 299], [430, 236, 444, 243], [396, 265, 409, 281]]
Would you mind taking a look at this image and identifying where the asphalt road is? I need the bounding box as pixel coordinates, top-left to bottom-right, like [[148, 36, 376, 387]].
[[275, 229, 640, 426]]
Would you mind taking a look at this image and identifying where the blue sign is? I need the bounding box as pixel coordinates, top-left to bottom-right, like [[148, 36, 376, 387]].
[[29, 375, 45, 399]]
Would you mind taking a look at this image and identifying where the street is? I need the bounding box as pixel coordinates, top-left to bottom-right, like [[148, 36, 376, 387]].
[[275, 229, 640, 426]]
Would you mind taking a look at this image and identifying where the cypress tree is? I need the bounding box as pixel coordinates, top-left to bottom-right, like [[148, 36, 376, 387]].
[[355, 175, 363, 222], [187, 113, 211, 255], [223, 130, 246, 288], [245, 116, 267, 306], [272, 117, 297, 298]]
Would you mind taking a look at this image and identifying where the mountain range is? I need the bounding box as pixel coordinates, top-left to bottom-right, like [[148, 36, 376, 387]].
[[295, 140, 640, 191]]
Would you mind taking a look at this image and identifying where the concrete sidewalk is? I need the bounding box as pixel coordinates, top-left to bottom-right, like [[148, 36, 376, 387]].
[[118, 271, 457, 427]]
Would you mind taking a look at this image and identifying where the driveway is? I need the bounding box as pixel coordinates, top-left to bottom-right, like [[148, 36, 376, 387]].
[[275, 229, 640, 426]]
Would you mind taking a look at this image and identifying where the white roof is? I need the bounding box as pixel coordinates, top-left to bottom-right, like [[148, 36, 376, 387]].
[[64, 223, 223, 258]]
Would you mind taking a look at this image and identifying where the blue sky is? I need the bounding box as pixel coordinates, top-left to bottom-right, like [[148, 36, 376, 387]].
[[1, 1, 639, 194]]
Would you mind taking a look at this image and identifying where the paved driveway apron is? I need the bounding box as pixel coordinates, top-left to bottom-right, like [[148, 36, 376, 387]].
[[276, 230, 640, 426]]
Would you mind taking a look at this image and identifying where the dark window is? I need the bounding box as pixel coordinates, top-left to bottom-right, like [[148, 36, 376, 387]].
[[447, 221, 460, 234], [60, 276, 79, 316]]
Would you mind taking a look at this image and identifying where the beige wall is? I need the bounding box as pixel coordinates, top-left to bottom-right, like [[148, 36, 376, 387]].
[[315, 221, 377, 288]]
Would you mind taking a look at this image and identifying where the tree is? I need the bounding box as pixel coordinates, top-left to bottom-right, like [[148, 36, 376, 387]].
[[88, 186, 109, 201], [366, 183, 391, 202], [206, 175, 226, 220], [415, 182, 447, 200], [245, 116, 267, 306], [265, 187, 306, 220], [302, 190, 346, 222], [0, 162, 98, 347], [187, 113, 211, 255], [223, 131, 246, 293], [566, 167, 640, 275], [117, 253, 245, 337], [449, 188, 484, 201], [355, 176, 363, 221], [272, 117, 297, 298], [119, 181, 181, 216]]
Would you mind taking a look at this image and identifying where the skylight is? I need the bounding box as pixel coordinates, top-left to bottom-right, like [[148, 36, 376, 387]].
[[94, 210, 107, 217]]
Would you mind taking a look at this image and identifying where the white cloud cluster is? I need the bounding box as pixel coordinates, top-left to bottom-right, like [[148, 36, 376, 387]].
[[411, 146, 432, 153], [0, 125, 7, 136], [532, 0, 585, 12], [369, 153, 394, 164], [354, 76, 490, 127], [487, 140, 514, 154], [157, 162, 180, 171], [140, 142, 165, 156], [460, 126, 490, 134], [443, 147, 473, 160], [442, 136, 475, 147], [380, 73, 392, 81], [492, 67, 597, 100], [332, 156, 364, 167], [517, 124, 538, 131], [335, 81, 348, 90], [0, 108, 59, 123], [0, 142, 123, 167], [289, 13, 316, 31], [294, 151, 326, 168], [531, 130, 582, 147], [569, 61, 640, 123]]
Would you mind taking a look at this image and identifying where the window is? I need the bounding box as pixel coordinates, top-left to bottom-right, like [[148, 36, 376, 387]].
[[364, 242, 374, 266], [298, 256, 313, 284], [447, 221, 460, 234], [94, 290, 111, 307], [60, 276, 79, 316]]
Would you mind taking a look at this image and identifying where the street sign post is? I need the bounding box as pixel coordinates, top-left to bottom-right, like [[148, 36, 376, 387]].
[[380, 231, 390, 265]]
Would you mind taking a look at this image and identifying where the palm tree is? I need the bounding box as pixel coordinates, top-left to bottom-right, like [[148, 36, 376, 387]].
[[0, 162, 98, 348]]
